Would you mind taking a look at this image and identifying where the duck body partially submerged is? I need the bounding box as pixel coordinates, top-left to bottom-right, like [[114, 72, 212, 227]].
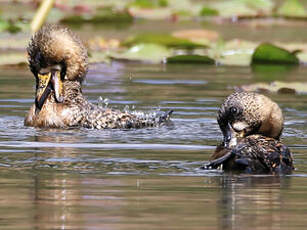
[[25, 24, 172, 129], [206, 135, 294, 174], [205, 91, 294, 174]]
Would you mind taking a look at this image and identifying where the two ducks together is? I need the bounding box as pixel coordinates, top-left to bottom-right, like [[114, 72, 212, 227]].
[[24, 24, 294, 174]]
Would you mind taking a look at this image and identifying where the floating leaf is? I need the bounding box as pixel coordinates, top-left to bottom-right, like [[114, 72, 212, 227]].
[[166, 55, 215, 64], [123, 33, 207, 49], [167, 0, 203, 16], [130, 0, 156, 8], [211, 39, 256, 66], [252, 43, 299, 65], [209, 1, 258, 17], [89, 51, 110, 64], [109, 43, 171, 63], [130, 0, 168, 8], [209, 0, 273, 18], [128, 7, 172, 20], [241, 0, 274, 11], [241, 81, 307, 94], [199, 7, 219, 16], [159, 0, 168, 7], [61, 7, 133, 24], [0, 18, 22, 33], [0, 18, 8, 32], [277, 0, 306, 18]]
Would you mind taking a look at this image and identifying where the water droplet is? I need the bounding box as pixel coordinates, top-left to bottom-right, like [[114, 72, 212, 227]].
[[98, 96, 103, 108], [124, 105, 130, 112], [103, 98, 109, 108]]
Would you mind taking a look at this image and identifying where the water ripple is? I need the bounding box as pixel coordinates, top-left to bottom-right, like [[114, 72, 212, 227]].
[[0, 141, 213, 150]]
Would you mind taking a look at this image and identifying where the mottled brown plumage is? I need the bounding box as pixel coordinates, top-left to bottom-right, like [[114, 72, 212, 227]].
[[217, 91, 283, 146], [206, 135, 294, 174], [25, 24, 172, 129], [205, 91, 294, 174]]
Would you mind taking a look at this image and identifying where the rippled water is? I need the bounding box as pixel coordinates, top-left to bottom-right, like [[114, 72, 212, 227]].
[[0, 58, 307, 228]]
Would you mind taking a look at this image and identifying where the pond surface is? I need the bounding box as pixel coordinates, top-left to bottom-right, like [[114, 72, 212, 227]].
[[1, 32, 307, 230]]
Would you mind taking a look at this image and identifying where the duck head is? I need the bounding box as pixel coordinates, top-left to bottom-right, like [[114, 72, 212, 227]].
[[27, 24, 88, 112], [217, 91, 284, 147]]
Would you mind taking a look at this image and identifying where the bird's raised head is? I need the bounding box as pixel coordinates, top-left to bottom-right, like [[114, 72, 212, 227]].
[[27, 24, 88, 110]]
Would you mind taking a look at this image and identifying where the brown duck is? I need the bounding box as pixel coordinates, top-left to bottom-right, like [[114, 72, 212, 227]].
[[205, 91, 294, 174], [25, 24, 172, 129]]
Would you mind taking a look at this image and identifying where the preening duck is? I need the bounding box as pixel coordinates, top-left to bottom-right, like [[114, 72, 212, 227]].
[[205, 91, 294, 174], [25, 24, 172, 129]]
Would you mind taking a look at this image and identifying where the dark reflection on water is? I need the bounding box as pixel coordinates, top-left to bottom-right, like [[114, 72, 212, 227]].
[[0, 57, 307, 229]]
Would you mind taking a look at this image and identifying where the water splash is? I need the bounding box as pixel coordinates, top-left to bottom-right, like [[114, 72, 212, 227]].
[[97, 96, 109, 108]]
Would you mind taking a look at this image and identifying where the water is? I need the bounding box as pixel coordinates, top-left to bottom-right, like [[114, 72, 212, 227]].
[[0, 48, 307, 230]]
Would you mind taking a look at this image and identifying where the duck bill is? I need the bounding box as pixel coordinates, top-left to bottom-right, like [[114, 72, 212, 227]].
[[35, 72, 52, 110], [223, 122, 247, 148], [35, 71, 64, 111], [223, 123, 235, 148]]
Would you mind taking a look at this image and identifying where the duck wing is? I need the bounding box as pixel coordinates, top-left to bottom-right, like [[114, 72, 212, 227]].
[[204, 135, 294, 174]]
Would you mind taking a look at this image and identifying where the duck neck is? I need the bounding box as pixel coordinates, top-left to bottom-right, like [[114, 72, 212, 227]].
[[62, 80, 85, 104]]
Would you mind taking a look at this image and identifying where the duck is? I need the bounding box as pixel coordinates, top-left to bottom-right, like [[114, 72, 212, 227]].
[[205, 91, 294, 174], [24, 24, 172, 129]]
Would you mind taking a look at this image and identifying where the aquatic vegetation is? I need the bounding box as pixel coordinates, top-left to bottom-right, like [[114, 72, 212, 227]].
[[252, 43, 299, 65], [0, 18, 22, 33], [166, 55, 215, 64], [123, 33, 207, 49], [110, 43, 171, 63], [61, 7, 133, 24], [277, 0, 306, 18]]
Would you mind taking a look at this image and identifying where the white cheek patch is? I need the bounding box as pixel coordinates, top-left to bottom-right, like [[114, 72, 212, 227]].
[[232, 121, 249, 132]]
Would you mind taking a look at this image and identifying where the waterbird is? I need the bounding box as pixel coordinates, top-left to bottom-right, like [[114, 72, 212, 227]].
[[205, 91, 294, 174], [25, 24, 172, 128]]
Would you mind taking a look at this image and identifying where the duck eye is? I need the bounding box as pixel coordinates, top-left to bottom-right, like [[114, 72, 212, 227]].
[[230, 107, 238, 115]]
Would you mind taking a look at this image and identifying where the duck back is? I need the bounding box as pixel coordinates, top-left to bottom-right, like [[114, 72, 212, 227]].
[[206, 135, 294, 174]]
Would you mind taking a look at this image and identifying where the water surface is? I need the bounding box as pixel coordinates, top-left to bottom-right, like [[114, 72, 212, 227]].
[[0, 34, 307, 230]]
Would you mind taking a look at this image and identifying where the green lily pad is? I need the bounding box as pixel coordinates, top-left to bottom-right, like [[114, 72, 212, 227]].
[[277, 0, 306, 18], [130, 0, 168, 8], [0, 18, 22, 33], [89, 51, 110, 64], [109, 43, 171, 63], [209, 1, 257, 18], [209, 39, 256, 66], [209, 0, 273, 18], [251, 43, 299, 65], [123, 33, 207, 49], [61, 7, 133, 24], [199, 7, 219, 16], [241, 0, 274, 11], [166, 55, 215, 64]]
